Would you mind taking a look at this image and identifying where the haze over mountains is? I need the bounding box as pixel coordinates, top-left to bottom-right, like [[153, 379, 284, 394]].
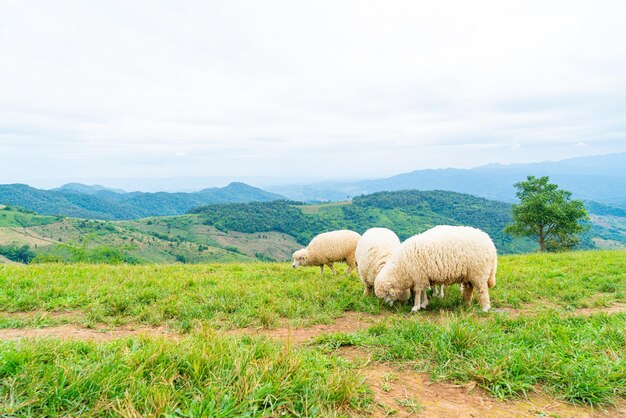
[[3, 151, 626, 264], [267, 152, 626, 207], [1, 152, 625, 221]]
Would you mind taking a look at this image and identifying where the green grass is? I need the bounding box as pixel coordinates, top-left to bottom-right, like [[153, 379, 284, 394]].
[[0, 263, 383, 330], [495, 250, 626, 310], [1, 251, 625, 330], [0, 250, 625, 411], [315, 312, 626, 406], [298, 201, 352, 214], [0, 207, 60, 228], [0, 333, 370, 416]]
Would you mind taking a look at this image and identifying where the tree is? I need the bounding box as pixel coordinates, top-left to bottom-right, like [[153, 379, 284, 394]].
[[505, 176, 588, 252], [0, 245, 36, 264]]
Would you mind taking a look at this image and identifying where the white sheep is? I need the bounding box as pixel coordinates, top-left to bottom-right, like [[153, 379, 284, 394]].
[[374, 225, 497, 312], [292, 230, 361, 275], [355, 228, 401, 295]]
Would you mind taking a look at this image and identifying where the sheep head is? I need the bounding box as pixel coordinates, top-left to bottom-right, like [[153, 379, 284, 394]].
[[374, 269, 395, 305], [292, 248, 309, 268]]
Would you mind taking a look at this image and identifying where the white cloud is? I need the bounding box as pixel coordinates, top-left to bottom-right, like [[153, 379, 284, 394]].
[[1, 0, 626, 187]]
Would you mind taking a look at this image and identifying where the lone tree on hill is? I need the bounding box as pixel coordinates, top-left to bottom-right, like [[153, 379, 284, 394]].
[[505, 176, 588, 252]]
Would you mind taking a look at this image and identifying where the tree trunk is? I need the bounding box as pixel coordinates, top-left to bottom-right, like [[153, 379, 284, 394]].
[[539, 225, 545, 252]]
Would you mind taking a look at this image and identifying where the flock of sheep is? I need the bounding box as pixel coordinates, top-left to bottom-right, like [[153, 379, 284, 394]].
[[292, 226, 497, 312]]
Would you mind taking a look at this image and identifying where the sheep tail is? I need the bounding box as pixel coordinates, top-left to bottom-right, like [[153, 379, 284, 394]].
[[487, 256, 497, 288]]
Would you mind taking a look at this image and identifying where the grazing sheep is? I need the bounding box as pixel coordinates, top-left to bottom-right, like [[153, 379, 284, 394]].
[[292, 230, 361, 275], [374, 225, 497, 312], [356, 228, 401, 295]]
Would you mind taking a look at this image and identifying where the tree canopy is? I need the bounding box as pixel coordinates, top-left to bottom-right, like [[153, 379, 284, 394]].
[[505, 176, 588, 252]]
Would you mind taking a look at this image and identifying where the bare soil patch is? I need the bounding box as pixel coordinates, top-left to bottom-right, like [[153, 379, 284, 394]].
[[0, 311, 387, 343], [1, 312, 624, 416], [0, 226, 60, 247], [493, 303, 626, 317], [574, 303, 626, 316], [336, 347, 626, 418], [0, 324, 175, 342], [224, 312, 388, 344]]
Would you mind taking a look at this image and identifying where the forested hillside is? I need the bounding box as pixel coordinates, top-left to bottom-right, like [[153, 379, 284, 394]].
[[3, 189, 625, 264], [191, 190, 539, 253], [0, 182, 284, 220]]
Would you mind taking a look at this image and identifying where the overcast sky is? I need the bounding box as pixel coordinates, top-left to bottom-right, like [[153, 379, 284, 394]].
[[1, 0, 626, 189]]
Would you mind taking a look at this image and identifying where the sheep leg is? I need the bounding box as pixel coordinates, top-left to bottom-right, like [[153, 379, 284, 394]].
[[438, 285, 445, 298], [320, 265, 324, 276], [411, 286, 424, 312], [329, 263, 337, 275], [345, 255, 356, 274], [462, 282, 474, 304], [474, 280, 491, 312], [420, 289, 429, 309], [363, 285, 372, 296]]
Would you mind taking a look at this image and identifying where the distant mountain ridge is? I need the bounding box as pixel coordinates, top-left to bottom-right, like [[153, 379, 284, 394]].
[[0, 182, 284, 220], [267, 152, 626, 206], [54, 183, 127, 195]]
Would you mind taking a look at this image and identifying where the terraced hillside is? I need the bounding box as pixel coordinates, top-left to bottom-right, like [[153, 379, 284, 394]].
[[0, 206, 300, 264]]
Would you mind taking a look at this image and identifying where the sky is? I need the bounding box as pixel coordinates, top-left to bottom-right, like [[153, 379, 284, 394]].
[[1, 0, 626, 190]]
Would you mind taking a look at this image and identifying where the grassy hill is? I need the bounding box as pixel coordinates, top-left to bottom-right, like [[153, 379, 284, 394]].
[[191, 190, 540, 253], [2, 189, 626, 264], [0, 203, 301, 264], [0, 205, 62, 228], [0, 182, 284, 220], [0, 250, 624, 415]]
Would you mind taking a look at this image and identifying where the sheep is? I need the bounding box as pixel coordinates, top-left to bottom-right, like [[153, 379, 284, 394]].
[[355, 228, 401, 296], [374, 225, 497, 312], [292, 230, 361, 275]]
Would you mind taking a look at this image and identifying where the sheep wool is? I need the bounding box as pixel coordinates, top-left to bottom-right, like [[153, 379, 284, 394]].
[[375, 225, 497, 312], [292, 230, 361, 275], [355, 228, 401, 296]]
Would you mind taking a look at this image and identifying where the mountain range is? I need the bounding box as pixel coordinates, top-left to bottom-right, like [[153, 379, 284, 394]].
[[0, 182, 283, 220], [1, 152, 626, 221], [267, 152, 626, 207]]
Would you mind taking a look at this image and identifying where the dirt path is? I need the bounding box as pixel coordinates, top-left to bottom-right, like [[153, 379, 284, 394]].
[[0, 324, 175, 342], [1, 311, 625, 416], [4, 226, 61, 246], [493, 303, 626, 317], [0, 311, 387, 344], [223, 311, 388, 344], [339, 347, 626, 418], [2, 303, 625, 343]]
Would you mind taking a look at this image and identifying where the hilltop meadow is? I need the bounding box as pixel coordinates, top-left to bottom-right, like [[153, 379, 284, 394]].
[[1, 189, 626, 415], [0, 250, 625, 416]]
